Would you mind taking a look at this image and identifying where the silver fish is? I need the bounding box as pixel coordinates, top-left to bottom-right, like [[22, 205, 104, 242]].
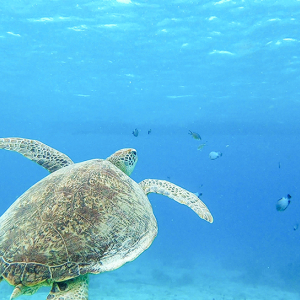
[[209, 151, 222, 160], [276, 194, 291, 211]]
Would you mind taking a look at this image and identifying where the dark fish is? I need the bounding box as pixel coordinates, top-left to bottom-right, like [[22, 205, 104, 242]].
[[132, 128, 139, 137], [276, 194, 292, 211], [293, 223, 299, 231], [278, 162, 281, 169], [193, 192, 203, 198], [148, 129, 151, 134], [188, 130, 201, 140]]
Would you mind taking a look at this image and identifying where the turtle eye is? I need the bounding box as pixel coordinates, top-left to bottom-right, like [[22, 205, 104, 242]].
[[132, 150, 137, 156]]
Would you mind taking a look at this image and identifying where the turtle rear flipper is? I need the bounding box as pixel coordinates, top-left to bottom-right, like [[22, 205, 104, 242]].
[[139, 179, 213, 223], [10, 283, 41, 299], [0, 138, 74, 173], [47, 275, 88, 300]]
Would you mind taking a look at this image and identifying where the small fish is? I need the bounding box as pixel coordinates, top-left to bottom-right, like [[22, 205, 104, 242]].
[[278, 162, 281, 169], [193, 192, 203, 198], [209, 151, 222, 160], [197, 143, 206, 151], [132, 128, 139, 137], [148, 129, 151, 134], [293, 223, 299, 231], [276, 194, 292, 211], [188, 130, 201, 140]]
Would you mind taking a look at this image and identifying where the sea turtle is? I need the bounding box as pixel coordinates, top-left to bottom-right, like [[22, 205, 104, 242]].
[[0, 137, 213, 300]]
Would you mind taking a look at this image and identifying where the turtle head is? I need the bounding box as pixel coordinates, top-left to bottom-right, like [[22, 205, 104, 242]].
[[106, 148, 138, 176]]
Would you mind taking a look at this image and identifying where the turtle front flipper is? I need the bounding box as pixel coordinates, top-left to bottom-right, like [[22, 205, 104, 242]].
[[0, 138, 74, 173], [139, 179, 213, 223], [47, 275, 88, 300]]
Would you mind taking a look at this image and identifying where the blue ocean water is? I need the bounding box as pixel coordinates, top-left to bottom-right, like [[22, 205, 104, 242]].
[[1, 0, 300, 299]]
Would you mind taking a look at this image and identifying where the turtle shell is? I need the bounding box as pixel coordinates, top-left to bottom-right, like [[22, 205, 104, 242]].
[[0, 159, 157, 287]]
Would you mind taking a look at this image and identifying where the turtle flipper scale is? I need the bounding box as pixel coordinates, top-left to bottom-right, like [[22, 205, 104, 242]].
[[139, 179, 213, 223], [0, 138, 74, 173], [47, 275, 88, 300]]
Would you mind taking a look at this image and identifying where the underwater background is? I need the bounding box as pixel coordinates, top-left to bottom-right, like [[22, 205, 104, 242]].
[[1, 0, 300, 299]]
